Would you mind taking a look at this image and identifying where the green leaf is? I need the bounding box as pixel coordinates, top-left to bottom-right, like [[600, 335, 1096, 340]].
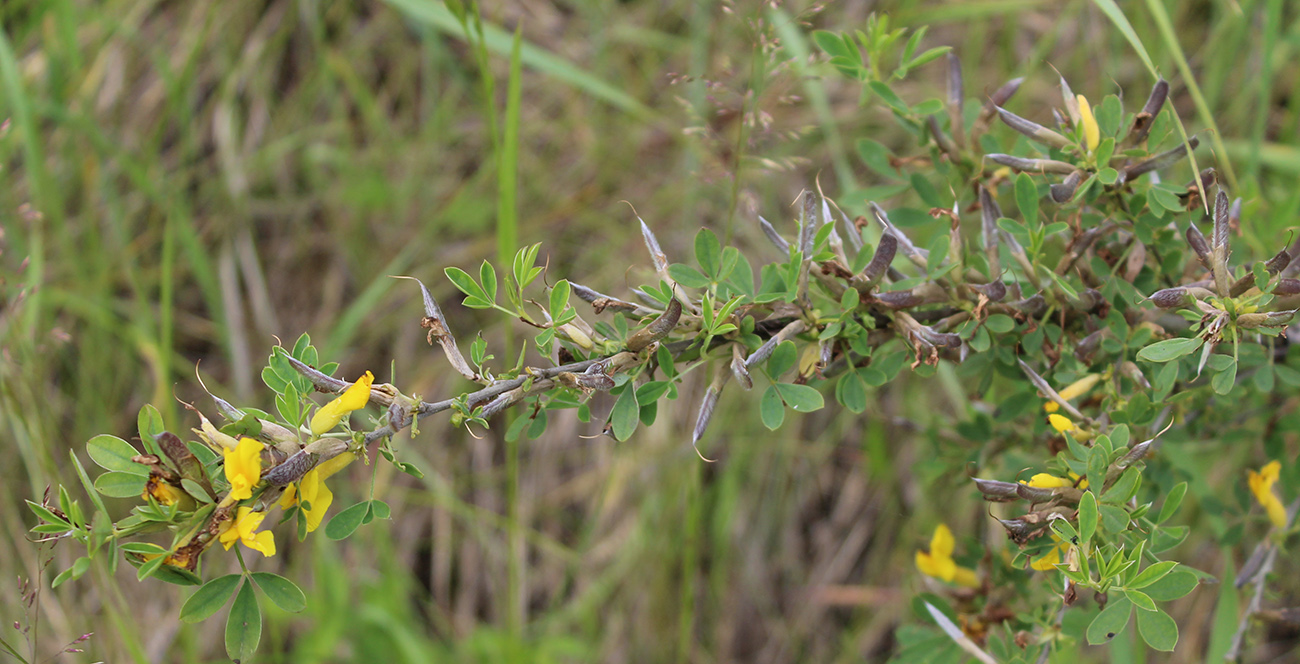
[[87, 435, 147, 476], [324, 501, 372, 541], [1211, 359, 1237, 394], [225, 579, 262, 663], [369, 499, 391, 520], [181, 574, 243, 623], [609, 386, 640, 442], [1125, 588, 1157, 612], [136, 404, 166, 457], [251, 572, 307, 613], [760, 385, 785, 430], [51, 557, 91, 588], [479, 260, 498, 305], [445, 266, 487, 302], [867, 80, 909, 114], [667, 264, 710, 289], [1014, 173, 1038, 227], [1129, 561, 1179, 589], [694, 229, 722, 278], [1137, 337, 1203, 363], [1086, 595, 1133, 645], [768, 341, 797, 378], [836, 371, 867, 414], [26, 501, 71, 529], [94, 471, 147, 498], [549, 279, 571, 321], [1143, 568, 1199, 601], [856, 138, 899, 179], [1078, 491, 1099, 544], [1136, 607, 1178, 651], [775, 383, 825, 413], [984, 314, 1015, 334], [1157, 482, 1187, 524], [70, 451, 110, 517]]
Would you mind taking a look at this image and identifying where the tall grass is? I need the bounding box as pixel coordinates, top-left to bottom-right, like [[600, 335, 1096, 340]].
[[2, 1, 1299, 662]]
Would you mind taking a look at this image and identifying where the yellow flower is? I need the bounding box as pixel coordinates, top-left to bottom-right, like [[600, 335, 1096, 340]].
[[1048, 414, 1076, 434], [223, 437, 263, 502], [1043, 374, 1101, 413], [1077, 94, 1099, 152], [218, 506, 276, 557], [1021, 472, 1088, 490], [278, 452, 355, 532], [310, 371, 374, 436], [143, 477, 194, 509], [916, 524, 980, 588], [1030, 534, 1070, 571], [1248, 461, 1287, 529]]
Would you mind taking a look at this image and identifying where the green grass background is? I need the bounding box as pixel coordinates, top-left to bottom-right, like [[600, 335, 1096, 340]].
[[2, 0, 1299, 661]]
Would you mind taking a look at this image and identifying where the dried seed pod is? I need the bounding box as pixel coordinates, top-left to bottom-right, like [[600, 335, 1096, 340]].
[[1266, 247, 1293, 275], [979, 185, 1002, 276], [625, 298, 682, 352], [1274, 278, 1300, 295], [692, 370, 726, 447], [926, 115, 960, 159], [1009, 293, 1046, 316], [875, 289, 923, 309], [974, 478, 1022, 502], [1237, 310, 1297, 329], [1016, 483, 1058, 503], [745, 319, 808, 369], [396, 276, 478, 382], [1073, 328, 1108, 363], [1123, 137, 1200, 178], [798, 192, 818, 256], [860, 233, 897, 285], [917, 327, 962, 348], [1211, 191, 1232, 295], [1050, 170, 1086, 203], [1127, 79, 1169, 144], [981, 77, 1025, 122], [870, 203, 928, 268], [995, 107, 1073, 150], [971, 280, 1007, 302], [986, 153, 1077, 175]]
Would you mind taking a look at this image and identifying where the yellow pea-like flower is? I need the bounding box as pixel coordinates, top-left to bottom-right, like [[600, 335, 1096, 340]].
[[1020, 472, 1088, 490], [279, 452, 355, 533], [1030, 534, 1070, 571], [1048, 413, 1076, 434], [1077, 94, 1100, 152], [1248, 461, 1287, 529], [915, 524, 980, 588], [218, 506, 276, 557], [1044, 373, 1101, 413], [310, 371, 375, 436], [223, 437, 263, 502]]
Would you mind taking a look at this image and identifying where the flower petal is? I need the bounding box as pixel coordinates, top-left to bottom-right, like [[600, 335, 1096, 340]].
[[930, 524, 955, 559], [310, 371, 375, 436], [1077, 94, 1099, 152], [223, 438, 264, 501]]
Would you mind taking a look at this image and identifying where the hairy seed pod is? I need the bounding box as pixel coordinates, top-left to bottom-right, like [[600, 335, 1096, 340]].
[[997, 517, 1039, 543], [745, 320, 808, 369], [1149, 287, 1193, 309], [1186, 224, 1213, 269], [986, 153, 1077, 175], [1237, 310, 1297, 329], [1073, 328, 1107, 363], [926, 115, 960, 159], [625, 298, 682, 352], [731, 344, 753, 390], [985, 77, 1025, 114], [1213, 191, 1230, 253], [1127, 79, 1168, 144], [1118, 440, 1152, 468], [1124, 137, 1200, 178], [263, 450, 319, 486], [973, 478, 1021, 502], [1010, 293, 1046, 316], [861, 233, 897, 284], [758, 215, 791, 254], [1050, 170, 1085, 203], [870, 203, 928, 267], [692, 379, 723, 446], [996, 107, 1073, 149], [946, 53, 965, 146]]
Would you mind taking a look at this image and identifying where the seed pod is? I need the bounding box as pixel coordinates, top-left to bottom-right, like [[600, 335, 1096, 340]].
[[1186, 223, 1213, 270], [758, 215, 791, 254], [156, 432, 217, 500], [979, 77, 1025, 124], [1050, 170, 1085, 203], [979, 185, 1002, 276], [997, 517, 1039, 543], [860, 233, 897, 285], [1016, 483, 1058, 503], [1274, 278, 1300, 295], [1266, 247, 1293, 275], [1149, 287, 1193, 309], [731, 344, 753, 390], [946, 53, 965, 147], [1123, 137, 1200, 179], [1237, 310, 1297, 329], [996, 107, 1073, 150], [971, 280, 1007, 302], [625, 298, 682, 352], [1073, 328, 1107, 363], [1009, 293, 1046, 316], [926, 115, 960, 159], [1127, 79, 1168, 145], [986, 153, 1077, 175], [875, 289, 923, 309], [1058, 74, 1080, 125], [973, 478, 1021, 502], [916, 325, 962, 348], [745, 320, 808, 369], [692, 377, 723, 448], [870, 203, 928, 268], [1119, 361, 1151, 390]]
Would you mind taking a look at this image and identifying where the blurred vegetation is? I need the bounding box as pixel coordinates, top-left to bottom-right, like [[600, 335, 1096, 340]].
[[3, 0, 1300, 662]]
